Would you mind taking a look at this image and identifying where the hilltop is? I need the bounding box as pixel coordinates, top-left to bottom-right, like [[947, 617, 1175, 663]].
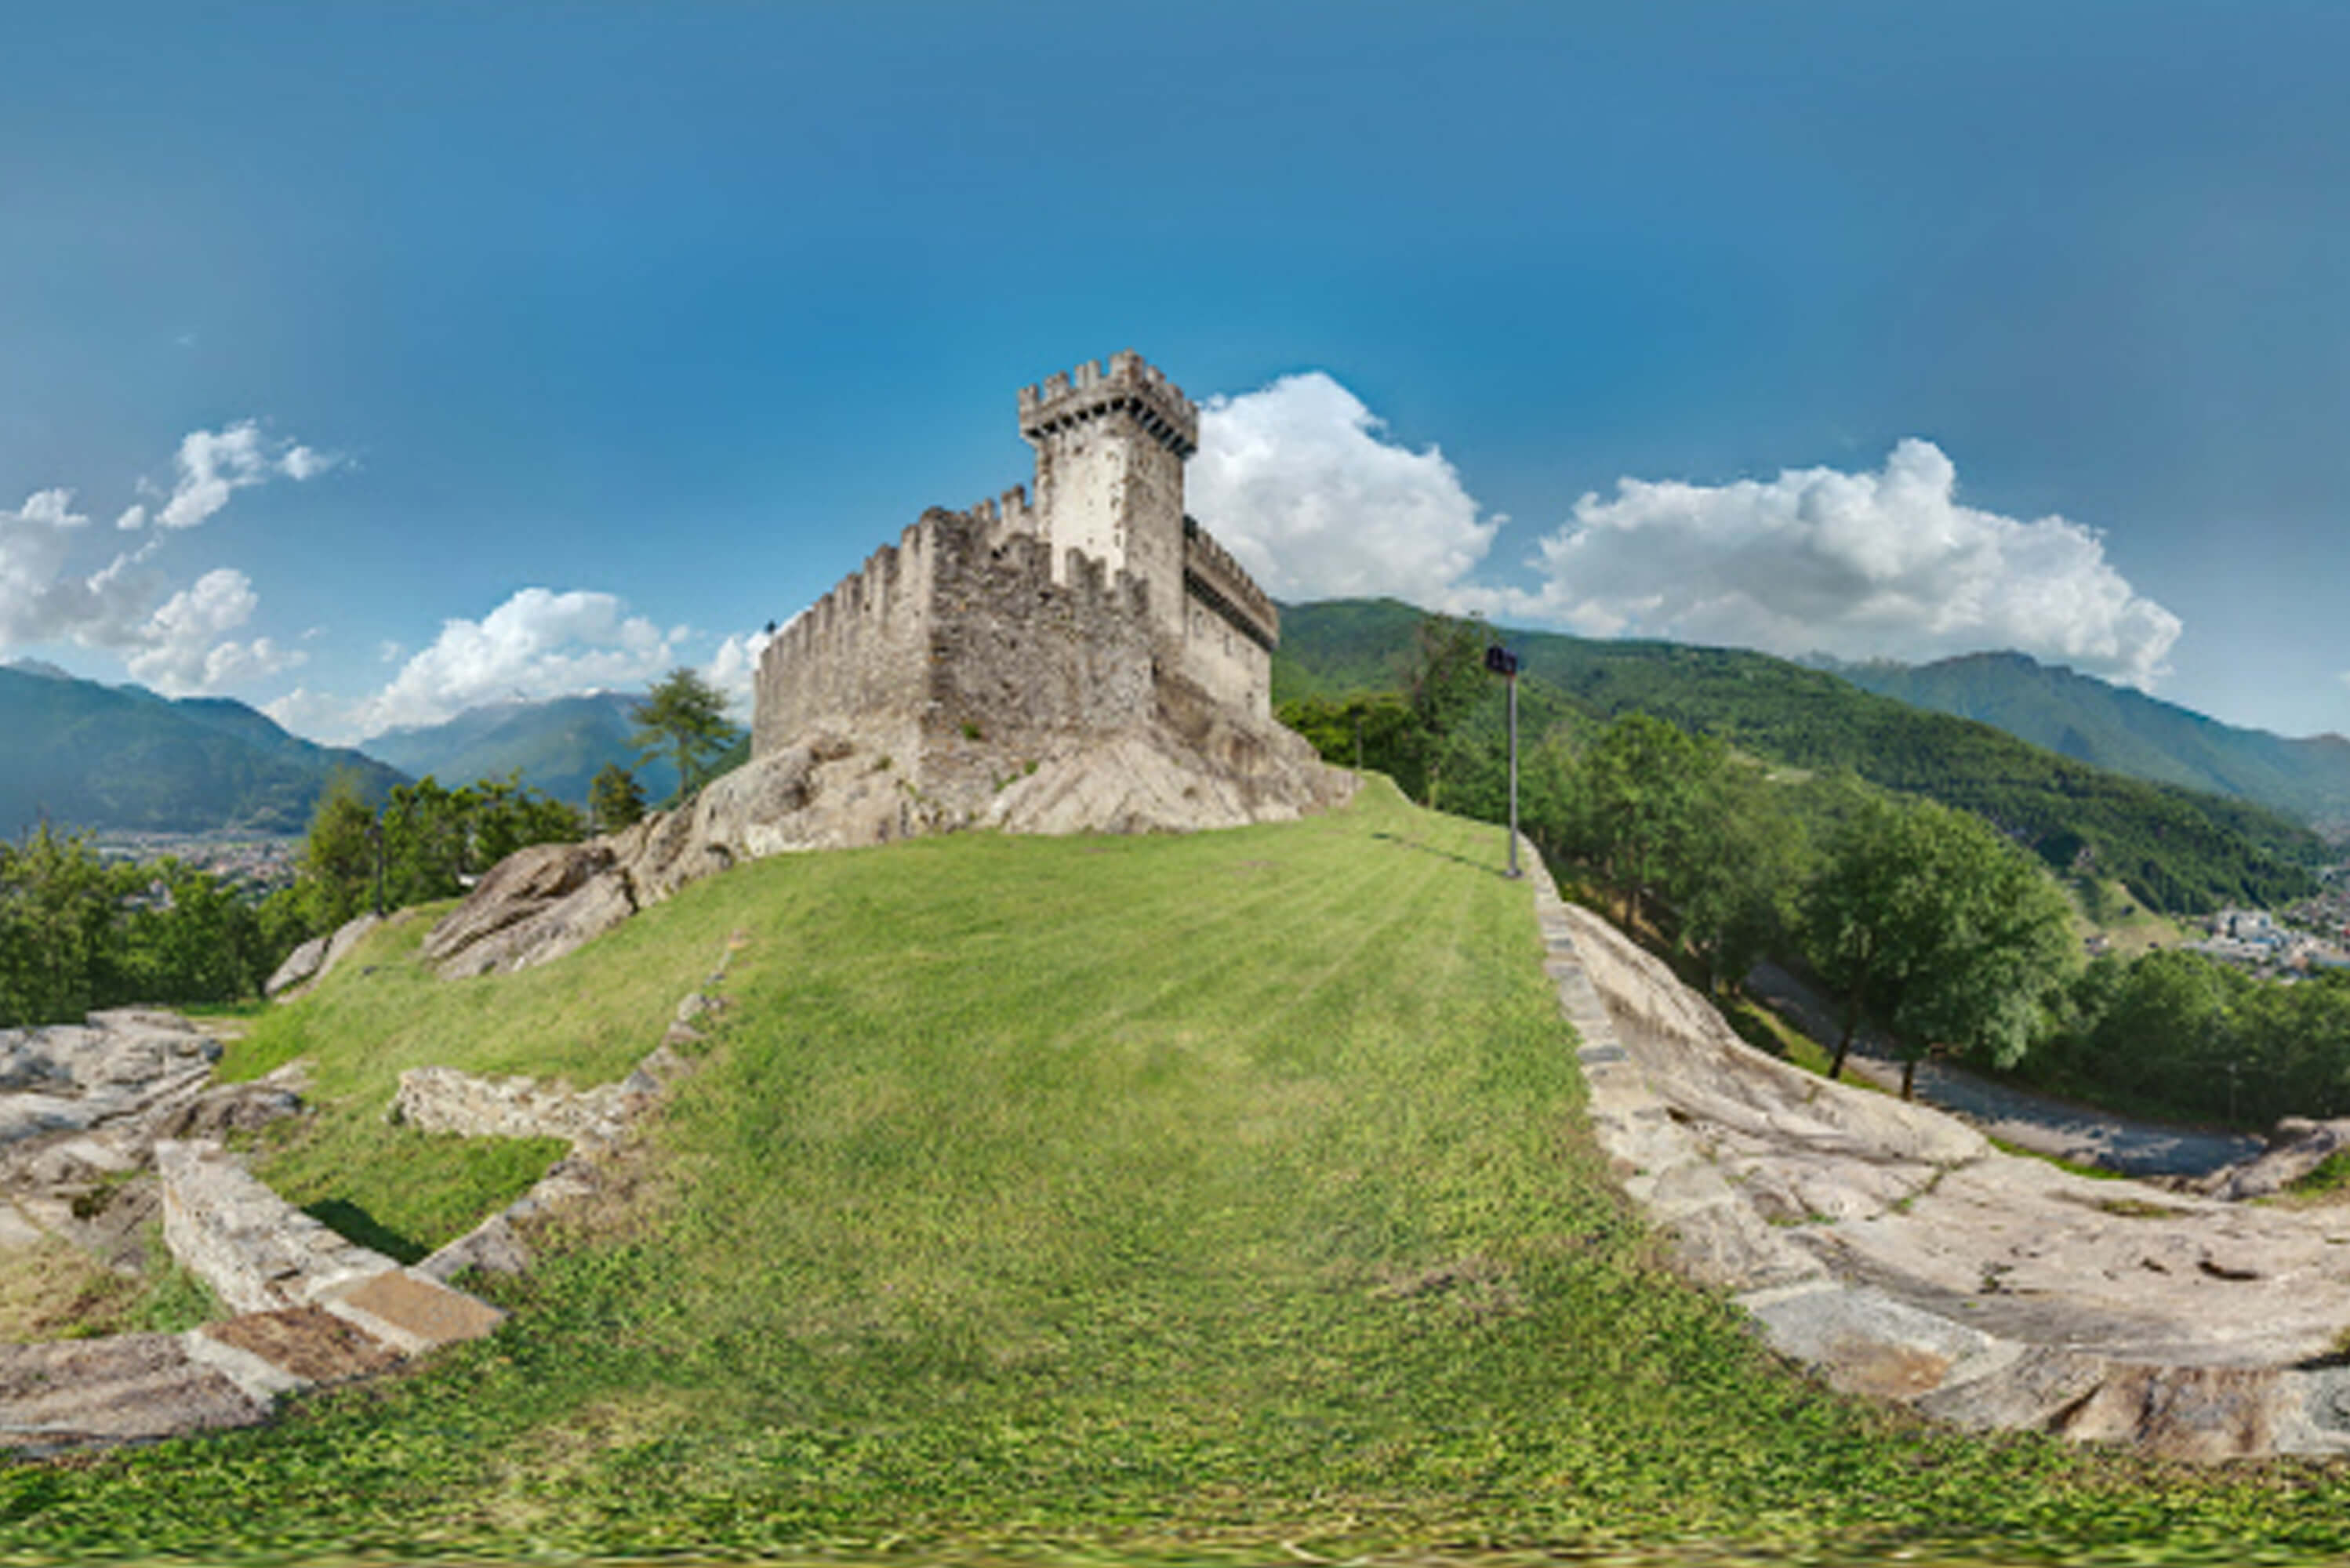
[[1274, 598, 2324, 913], [15, 786, 2350, 1561], [0, 664, 405, 837]]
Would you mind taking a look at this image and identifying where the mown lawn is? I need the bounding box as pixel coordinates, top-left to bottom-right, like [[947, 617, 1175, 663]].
[[5, 782, 2350, 1564]]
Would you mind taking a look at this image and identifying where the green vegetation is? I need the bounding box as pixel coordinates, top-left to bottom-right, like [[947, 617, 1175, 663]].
[[632, 666, 739, 804], [0, 822, 278, 1025], [0, 662, 405, 837], [587, 760, 647, 832], [1838, 648, 2350, 834], [1277, 598, 2323, 913], [1805, 793, 2078, 1096], [2036, 949, 2350, 1127], [0, 764, 590, 1026], [15, 786, 2350, 1563]]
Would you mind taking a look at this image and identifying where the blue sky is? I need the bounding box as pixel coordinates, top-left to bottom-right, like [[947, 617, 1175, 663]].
[[3, 2, 2346, 740]]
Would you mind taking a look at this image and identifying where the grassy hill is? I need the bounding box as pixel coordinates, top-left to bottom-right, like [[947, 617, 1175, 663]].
[[1275, 598, 2323, 914], [361, 691, 696, 806], [10, 786, 2350, 1563], [0, 665, 405, 837], [1833, 650, 2350, 836]]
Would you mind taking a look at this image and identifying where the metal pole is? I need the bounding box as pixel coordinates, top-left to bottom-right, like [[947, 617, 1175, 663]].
[[1506, 671, 1521, 878]]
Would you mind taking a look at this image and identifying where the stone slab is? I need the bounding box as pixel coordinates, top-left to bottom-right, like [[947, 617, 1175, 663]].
[[0, 1334, 263, 1450], [202, 1306, 405, 1385], [321, 1268, 505, 1355]]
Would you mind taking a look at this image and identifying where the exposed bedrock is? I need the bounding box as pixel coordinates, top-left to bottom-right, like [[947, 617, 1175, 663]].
[[422, 713, 1351, 980], [1530, 848, 2350, 1461]]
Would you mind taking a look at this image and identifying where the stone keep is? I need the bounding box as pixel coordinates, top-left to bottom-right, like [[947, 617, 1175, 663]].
[[752, 351, 1282, 768]]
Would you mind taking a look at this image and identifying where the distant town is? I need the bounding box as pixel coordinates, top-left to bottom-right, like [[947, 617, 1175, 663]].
[[89, 830, 302, 897], [2179, 864, 2350, 979]]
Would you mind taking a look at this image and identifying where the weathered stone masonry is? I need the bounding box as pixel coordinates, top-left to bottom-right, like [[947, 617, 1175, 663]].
[[753, 350, 1284, 791]]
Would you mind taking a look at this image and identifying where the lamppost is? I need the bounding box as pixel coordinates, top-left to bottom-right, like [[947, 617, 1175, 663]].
[[1486, 643, 1520, 878]]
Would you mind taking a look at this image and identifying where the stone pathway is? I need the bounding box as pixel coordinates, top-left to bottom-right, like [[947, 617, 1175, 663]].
[[1525, 841, 2350, 1461]]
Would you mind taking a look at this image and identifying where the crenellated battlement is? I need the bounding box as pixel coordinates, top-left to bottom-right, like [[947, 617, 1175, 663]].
[[1182, 517, 1280, 653], [756, 348, 1277, 771], [962, 482, 1041, 544], [1018, 348, 1199, 459]]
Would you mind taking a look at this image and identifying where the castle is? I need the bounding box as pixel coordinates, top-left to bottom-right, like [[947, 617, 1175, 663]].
[[751, 351, 1299, 810]]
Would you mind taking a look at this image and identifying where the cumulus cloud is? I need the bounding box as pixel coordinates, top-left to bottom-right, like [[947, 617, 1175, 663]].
[[152, 420, 339, 530], [0, 488, 153, 651], [1189, 372, 1502, 601], [124, 568, 305, 695], [350, 587, 685, 738], [702, 626, 775, 716], [1495, 438, 2182, 687], [1186, 372, 2181, 686], [2, 419, 340, 695]]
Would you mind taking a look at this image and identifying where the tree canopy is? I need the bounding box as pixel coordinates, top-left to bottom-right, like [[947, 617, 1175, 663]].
[[633, 668, 739, 804]]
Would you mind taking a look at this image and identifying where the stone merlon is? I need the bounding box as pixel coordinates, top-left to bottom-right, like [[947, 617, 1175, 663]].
[[1018, 348, 1200, 459]]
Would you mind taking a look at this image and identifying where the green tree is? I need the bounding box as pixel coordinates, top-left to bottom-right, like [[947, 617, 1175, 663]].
[[1673, 761, 1804, 996], [0, 824, 121, 1025], [1571, 712, 1713, 931], [1404, 613, 1490, 810], [1805, 793, 2076, 1097], [589, 762, 649, 833], [633, 668, 737, 804], [299, 770, 380, 930]]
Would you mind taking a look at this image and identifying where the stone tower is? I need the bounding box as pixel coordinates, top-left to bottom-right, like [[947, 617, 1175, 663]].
[[1018, 350, 1200, 655]]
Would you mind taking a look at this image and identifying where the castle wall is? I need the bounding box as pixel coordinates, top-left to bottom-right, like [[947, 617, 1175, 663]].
[[752, 506, 1154, 784], [924, 520, 1154, 757], [1179, 521, 1277, 717], [751, 519, 939, 762], [1181, 593, 1272, 713], [755, 353, 1283, 784]]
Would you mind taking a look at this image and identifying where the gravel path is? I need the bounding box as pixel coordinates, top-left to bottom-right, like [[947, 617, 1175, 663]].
[[1745, 962, 2262, 1179]]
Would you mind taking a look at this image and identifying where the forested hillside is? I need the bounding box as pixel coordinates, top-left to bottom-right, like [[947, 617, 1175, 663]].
[[1274, 599, 2323, 913], [0, 665, 405, 836], [1832, 651, 2350, 835]]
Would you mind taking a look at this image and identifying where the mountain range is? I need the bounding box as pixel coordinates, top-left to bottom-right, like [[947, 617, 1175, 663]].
[[1273, 599, 2330, 913], [360, 692, 685, 807], [1826, 651, 2350, 837], [0, 662, 405, 837]]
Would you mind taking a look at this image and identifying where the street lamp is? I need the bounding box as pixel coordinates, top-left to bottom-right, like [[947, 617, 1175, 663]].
[[1486, 643, 1521, 879]]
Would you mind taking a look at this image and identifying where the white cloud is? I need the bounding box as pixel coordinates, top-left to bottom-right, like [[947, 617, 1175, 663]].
[[351, 587, 685, 738], [1189, 372, 1502, 601], [124, 568, 305, 695], [154, 420, 340, 530], [0, 488, 154, 651], [262, 686, 347, 739], [1494, 438, 2183, 687], [1188, 372, 2181, 687], [2, 419, 341, 696], [702, 626, 775, 716]]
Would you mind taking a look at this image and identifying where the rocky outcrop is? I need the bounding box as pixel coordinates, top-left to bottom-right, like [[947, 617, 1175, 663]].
[[265, 912, 383, 1000], [0, 1011, 303, 1271], [2194, 1116, 2350, 1202], [0, 1022, 496, 1457], [424, 720, 1353, 979], [1527, 844, 2350, 1461]]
